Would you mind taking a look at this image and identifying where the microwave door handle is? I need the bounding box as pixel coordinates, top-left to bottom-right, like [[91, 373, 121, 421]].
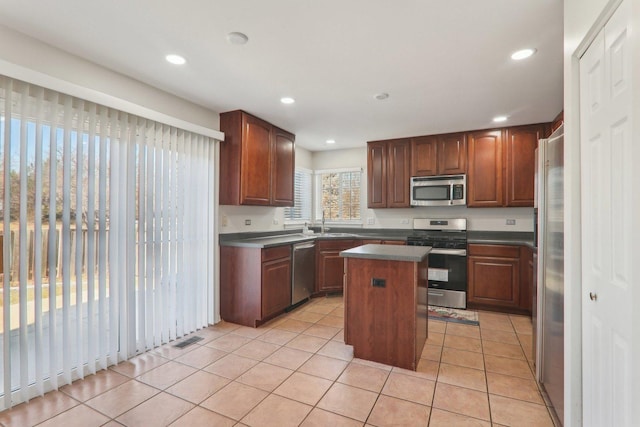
[[450, 183, 454, 205]]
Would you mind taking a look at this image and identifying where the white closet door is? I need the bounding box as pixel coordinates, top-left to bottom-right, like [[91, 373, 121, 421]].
[[579, 1, 634, 426]]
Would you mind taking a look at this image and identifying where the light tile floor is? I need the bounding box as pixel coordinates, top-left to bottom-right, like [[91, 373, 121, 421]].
[[0, 296, 559, 426]]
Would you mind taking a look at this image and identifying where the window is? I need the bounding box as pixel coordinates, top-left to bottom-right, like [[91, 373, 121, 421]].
[[284, 168, 312, 222], [316, 169, 361, 222]]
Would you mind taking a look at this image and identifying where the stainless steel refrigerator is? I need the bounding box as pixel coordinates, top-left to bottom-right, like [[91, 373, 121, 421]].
[[534, 123, 564, 424]]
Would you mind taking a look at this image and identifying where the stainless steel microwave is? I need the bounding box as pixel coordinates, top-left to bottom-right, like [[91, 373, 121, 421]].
[[410, 175, 466, 206]]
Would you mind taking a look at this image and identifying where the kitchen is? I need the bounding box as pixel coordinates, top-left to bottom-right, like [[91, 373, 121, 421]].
[[0, 1, 639, 427]]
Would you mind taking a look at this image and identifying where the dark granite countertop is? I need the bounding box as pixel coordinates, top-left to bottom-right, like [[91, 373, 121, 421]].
[[467, 231, 535, 249], [340, 244, 431, 262], [219, 228, 411, 248]]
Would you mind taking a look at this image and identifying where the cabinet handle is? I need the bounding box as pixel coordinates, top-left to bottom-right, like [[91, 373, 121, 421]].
[[589, 292, 597, 301]]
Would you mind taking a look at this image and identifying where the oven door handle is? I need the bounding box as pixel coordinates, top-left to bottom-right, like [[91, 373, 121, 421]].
[[429, 248, 467, 256]]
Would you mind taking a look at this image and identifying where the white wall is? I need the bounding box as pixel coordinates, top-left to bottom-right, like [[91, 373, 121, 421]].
[[0, 25, 219, 132]]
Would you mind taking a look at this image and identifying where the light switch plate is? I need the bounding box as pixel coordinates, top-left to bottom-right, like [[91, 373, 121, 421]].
[[245, 219, 251, 226], [506, 219, 516, 225], [367, 217, 375, 225]]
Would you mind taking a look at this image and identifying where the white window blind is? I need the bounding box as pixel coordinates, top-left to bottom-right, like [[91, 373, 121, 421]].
[[315, 169, 362, 222], [284, 168, 312, 222], [0, 76, 216, 409]]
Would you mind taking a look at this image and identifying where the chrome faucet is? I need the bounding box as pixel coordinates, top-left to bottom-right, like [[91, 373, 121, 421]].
[[321, 210, 330, 234]]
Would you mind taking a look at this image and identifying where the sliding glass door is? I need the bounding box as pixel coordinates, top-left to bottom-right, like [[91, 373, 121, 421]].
[[0, 76, 216, 409]]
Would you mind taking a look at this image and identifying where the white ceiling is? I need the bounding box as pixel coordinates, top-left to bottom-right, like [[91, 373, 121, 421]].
[[0, 0, 563, 152]]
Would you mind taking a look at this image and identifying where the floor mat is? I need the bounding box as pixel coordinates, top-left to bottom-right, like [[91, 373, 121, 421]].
[[428, 305, 479, 326]]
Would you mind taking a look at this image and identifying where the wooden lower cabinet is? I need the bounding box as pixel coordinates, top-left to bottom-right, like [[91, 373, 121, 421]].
[[316, 239, 360, 293], [220, 245, 292, 327], [467, 243, 533, 314]]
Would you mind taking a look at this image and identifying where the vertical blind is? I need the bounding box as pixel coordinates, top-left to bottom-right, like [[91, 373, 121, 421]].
[[0, 76, 216, 409]]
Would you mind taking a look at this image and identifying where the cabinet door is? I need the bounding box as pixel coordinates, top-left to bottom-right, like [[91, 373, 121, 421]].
[[367, 142, 387, 208], [520, 246, 533, 313], [505, 125, 544, 207], [386, 139, 411, 208], [438, 133, 467, 175], [316, 240, 358, 292], [411, 136, 438, 177], [262, 257, 292, 318], [468, 256, 520, 308], [241, 114, 272, 205], [467, 129, 504, 207], [271, 127, 295, 206]]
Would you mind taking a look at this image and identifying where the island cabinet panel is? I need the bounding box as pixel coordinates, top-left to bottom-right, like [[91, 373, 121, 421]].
[[219, 110, 295, 206], [504, 124, 545, 207], [467, 129, 504, 207], [316, 239, 359, 293], [344, 257, 428, 370], [467, 244, 524, 313], [220, 244, 292, 327]]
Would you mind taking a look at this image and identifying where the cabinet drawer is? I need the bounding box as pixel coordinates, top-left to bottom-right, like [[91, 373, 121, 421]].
[[468, 244, 520, 258], [262, 245, 291, 262]]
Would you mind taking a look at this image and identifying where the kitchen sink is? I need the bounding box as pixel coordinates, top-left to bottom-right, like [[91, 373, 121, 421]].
[[317, 232, 358, 237]]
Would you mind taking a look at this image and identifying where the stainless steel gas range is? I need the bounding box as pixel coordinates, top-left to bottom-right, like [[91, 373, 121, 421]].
[[406, 218, 468, 309]]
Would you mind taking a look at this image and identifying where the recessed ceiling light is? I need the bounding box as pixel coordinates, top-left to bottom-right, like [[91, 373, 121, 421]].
[[374, 93, 389, 101], [511, 48, 537, 60], [280, 97, 295, 104], [165, 54, 186, 65], [226, 32, 249, 45], [493, 116, 508, 122], [326, 139, 336, 144]]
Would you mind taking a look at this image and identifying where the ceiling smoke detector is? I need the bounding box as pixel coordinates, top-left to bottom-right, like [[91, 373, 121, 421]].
[[226, 32, 249, 45], [374, 93, 390, 101]]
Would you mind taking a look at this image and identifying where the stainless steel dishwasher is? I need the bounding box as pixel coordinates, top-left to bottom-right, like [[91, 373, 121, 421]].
[[292, 241, 315, 306]]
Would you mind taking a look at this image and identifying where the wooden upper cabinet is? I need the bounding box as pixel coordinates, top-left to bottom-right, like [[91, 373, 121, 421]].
[[411, 136, 438, 176], [271, 127, 295, 206], [504, 124, 545, 207], [467, 129, 504, 207], [438, 133, 467, 175], [242, 114, 272, 205], [219, 110, 295, 206], [367, 141, 388, 208], [367, 139, 410, 208], [387, 139, 411, 207], [411, 133, 466, 177]]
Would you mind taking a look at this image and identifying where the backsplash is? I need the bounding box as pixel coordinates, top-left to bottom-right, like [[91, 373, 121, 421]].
[[218, 205, 533, 233]]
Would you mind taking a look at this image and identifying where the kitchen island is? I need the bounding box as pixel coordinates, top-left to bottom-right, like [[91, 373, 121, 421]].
[[340, 244, 431, 370]]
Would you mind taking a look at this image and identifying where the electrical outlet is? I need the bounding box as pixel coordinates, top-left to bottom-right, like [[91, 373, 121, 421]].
[[273, 218, 279, 225], [222, 215, 228, 227], [245, 219, 251, 226], [400, 219, 410, 225], [506, 219, 516, 225], [367, 217, 375, 225]]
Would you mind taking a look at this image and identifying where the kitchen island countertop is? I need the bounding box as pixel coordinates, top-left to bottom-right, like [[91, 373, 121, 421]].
[[340, 244, 431, 262]]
